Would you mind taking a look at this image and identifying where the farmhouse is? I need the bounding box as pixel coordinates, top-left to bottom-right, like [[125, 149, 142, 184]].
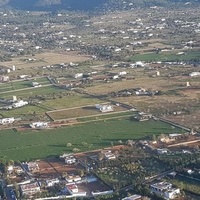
[[46, 178, 60, 187], [157, 148, 169, 155], [65, 175, 81, 183], [65, 155, 76, 164], [20, 182, 40, 196], [30, 122, 49, 129], [0, 75, 9, 82], [31, 82, 41, 87], [150, 181, 180, 200], [0, 117, 15, 125], [95, 104, 114, 113], [101, 150, 116, 160], [75, 73, 83, 79]]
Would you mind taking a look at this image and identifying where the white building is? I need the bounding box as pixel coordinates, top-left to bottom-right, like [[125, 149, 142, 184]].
[[65, 156, 76, 164], [130, 61, 145, 68], [30, 122, 49, 129], [12, 100, 28, 108], [95, 104, 114, 113], [75, 73, 83, 79], [0, 117, 15, 125], [150, 182, 180, 200], [113, 75, 119, 79], [157, 148, 169, 155], [189, 72, 200, 77], [65, 175, 81, 183], [119, 71, 127, 76], [31, 82, 41, 87], [46, 178, 60, 187]]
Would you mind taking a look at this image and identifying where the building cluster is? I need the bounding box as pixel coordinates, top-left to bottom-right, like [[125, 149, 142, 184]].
[[0, 97, 28, 110], [29, 122, 49, 129]]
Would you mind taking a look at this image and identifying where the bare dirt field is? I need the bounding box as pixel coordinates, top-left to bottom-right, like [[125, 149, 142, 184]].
[[1, 51, 91, 70], [36, 159, 84, 178]]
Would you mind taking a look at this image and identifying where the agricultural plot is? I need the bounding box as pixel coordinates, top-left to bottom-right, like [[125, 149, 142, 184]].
[[1, 52, 91, 70], [0, 118, 184, 161], [43, 94, 104, 110], [0, 77, 51, 93], [0, 85, 64, 99], [127, 50, 200, 62], [47, 104, 127, 121]]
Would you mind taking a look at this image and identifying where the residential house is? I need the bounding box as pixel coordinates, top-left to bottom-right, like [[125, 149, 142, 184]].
[[65, 156, 76, 164], [20, 182, 40, 196], [65, 175, 81, 183], [46, 178, 60, 187], [150, 181, 180, 200], [95, 104, 114, 113]]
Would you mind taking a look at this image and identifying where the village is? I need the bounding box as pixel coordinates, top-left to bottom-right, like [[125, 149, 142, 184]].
[[0, 1, 200, 200]]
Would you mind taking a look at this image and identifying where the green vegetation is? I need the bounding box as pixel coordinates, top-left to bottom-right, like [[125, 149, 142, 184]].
[[171, 176, 200, 195], [0, 85, 64, 99], [0, 77, 50, 93], [78, 111, 136, 122], [0, 119, 183, 161], [127, 51, 200, 62]]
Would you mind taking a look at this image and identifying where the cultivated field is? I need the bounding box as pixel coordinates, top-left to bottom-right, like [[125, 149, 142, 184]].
[[0, 118, 184, 161]]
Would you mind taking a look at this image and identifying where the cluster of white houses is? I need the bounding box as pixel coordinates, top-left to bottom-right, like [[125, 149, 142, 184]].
[[1, 99, 28, 110]]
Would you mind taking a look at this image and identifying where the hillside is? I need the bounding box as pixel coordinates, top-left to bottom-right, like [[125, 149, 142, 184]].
[[0, 0, 199, 11]]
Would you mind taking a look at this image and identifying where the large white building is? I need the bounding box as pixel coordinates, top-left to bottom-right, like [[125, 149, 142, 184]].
[[95, 104, 114, 113], [12, 100, 28, 108], [150, 181, 180, 200], [189, 72, 200, 77], [30, 122, 49, 129]]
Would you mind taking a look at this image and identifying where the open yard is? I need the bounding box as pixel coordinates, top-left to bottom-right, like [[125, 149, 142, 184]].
[[0, 118, 184, 161]]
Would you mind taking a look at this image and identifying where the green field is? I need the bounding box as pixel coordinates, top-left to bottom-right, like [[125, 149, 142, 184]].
[[0, 119, 184, 161], [0, 85, 64, 99], [0, 77, 50, 93], [127, 50, 200, 62]]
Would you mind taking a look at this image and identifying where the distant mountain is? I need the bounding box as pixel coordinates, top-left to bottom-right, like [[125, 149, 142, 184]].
[[0, 0, 199, 11]]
